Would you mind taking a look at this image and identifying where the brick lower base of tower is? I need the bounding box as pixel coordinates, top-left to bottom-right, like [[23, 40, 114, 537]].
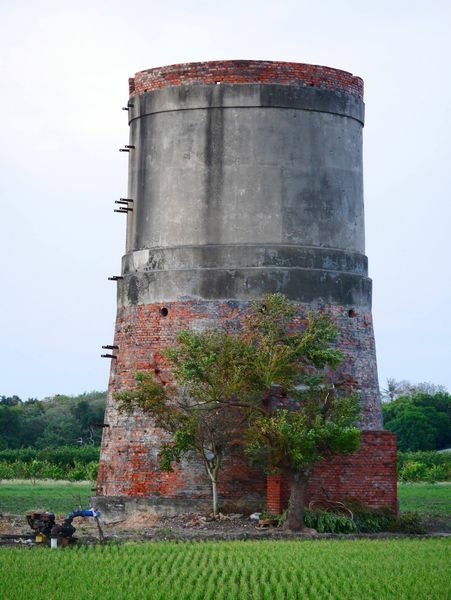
[[94, 430, 397, 519], [96, 300, 397, 517], [267, 431, 397, 515]]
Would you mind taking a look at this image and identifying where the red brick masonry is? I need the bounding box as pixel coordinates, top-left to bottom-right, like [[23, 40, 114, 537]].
[[129, 60, 363, 99], [98, 301, 396, 513], [267, 431, 398, 515]]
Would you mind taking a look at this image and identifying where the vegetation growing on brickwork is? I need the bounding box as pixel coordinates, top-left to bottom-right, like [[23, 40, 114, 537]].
[[0, 539, 450, 599], [116, 293, 361, 530]]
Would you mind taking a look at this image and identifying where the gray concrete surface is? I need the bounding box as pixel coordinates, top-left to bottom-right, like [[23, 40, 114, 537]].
[[119, 83, 369, 308]]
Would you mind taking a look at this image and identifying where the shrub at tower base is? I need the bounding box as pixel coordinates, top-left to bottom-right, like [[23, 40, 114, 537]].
[[116, 294, 361, 532]]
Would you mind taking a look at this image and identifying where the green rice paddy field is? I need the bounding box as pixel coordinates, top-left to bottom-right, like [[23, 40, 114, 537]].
[[0, 538, 450, 600], [0, 482, 450, 599]]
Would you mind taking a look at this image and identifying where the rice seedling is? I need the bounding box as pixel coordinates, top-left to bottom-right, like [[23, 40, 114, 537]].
[[0, 538, 449, 599]]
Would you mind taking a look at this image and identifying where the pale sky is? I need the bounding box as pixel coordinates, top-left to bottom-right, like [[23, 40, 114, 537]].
[[1, 0, 450, 399]]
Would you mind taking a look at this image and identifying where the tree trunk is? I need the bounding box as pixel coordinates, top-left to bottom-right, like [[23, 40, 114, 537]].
[[211, 477, 218, 516], [284, 470, 309, 531], [205, 461, 220, 516]]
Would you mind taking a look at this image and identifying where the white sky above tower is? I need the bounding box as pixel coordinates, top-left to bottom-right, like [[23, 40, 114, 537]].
[[0, 0, 450, 399]]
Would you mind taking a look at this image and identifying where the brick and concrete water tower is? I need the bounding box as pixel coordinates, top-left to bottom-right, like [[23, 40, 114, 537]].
[[96, 61, 397, 517]]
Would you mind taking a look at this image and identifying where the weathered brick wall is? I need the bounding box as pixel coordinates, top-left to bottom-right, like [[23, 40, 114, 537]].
[[267, 431, 398, 515], [97, 299, 393, 511], [129, 60, 363, 99]]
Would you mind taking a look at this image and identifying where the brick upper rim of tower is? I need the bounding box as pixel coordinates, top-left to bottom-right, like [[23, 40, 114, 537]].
[[128, 60, 364, 100]]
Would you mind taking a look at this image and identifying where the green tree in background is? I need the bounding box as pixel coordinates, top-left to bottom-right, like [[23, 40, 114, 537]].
[[382, 389, 450, 451], [0, 392, 106, 449], [0, 405, 21, 449], [0, 395, 23, 406]]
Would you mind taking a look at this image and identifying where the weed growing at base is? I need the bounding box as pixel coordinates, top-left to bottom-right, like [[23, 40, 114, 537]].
[[0, 539, 449, 599]]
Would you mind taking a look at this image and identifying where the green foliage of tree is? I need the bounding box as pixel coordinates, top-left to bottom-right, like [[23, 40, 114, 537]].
[[16, 400, 47, 448], [0, 405, 21, 450], [116, 294, 361, 529], [382, 390, 450, 451], [0, 391, 106, 449], [0, 395, 23, 406], [117, 332, 253, 515], [242, 295, 361, 531]]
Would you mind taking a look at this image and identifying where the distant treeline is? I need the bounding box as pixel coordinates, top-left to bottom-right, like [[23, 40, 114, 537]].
[[382, 390, 450, 452], [0, 392, 106, 449], [1, 385, 449, 454], [0, 387, 450, 482]]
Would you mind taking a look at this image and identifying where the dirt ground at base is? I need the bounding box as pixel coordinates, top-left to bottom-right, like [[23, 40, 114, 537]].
[[0, 512, 279, 545], [0, 510, 450, 548]]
